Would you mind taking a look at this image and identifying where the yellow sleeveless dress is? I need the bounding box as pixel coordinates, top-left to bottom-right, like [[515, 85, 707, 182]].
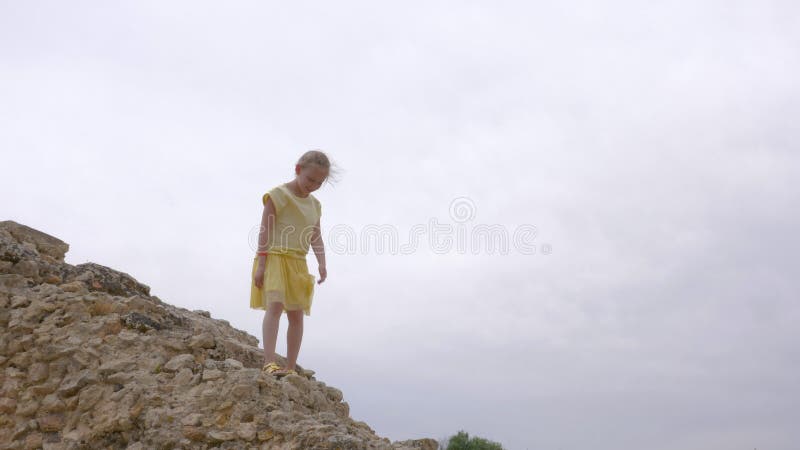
[[250, 184, 322, 316]]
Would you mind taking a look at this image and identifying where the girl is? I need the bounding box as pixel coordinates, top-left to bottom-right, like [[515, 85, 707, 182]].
[[250, 150, 334, 378]]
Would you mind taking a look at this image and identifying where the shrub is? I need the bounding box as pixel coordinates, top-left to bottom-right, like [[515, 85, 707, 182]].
[[443, 430, 504, 450]]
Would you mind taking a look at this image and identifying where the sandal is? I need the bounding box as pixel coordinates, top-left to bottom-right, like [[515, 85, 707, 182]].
[[273, 367, 298, 378], [261, 361, 283, 376]]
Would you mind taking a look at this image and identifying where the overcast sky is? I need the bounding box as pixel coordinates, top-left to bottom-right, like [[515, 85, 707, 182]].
[[2, 1, 799, 449]]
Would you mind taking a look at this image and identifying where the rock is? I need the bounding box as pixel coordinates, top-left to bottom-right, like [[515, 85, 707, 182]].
[[44, 273, 62, 284], [223, 358, 243, 369], [37, 413, 65, 432], [15, 399, 39, 417], [0, 273, 29, 290], [230, 383, 257, 400], [325, 386, 344, 402], [106, 371, 134, 384], [70, 262, 151, 297], [59, 280, 88, 293], [0, 221, 69, 260], [173, 367, 194, 385], [0, 397, 16, 414], [11, 294, 31, 308], [180, 413, 203, 426], [188, 332, 215, 349], [10, 259, 39, 278], [27, 362, 49, 383], [98, 357, 137, 375], [201, 369, 224, 381], [77, 385, 105, 412], [182, 425, 206, 441], [163, 353, 196, 372], [392, 438, 440, 450], [236, 422, 256, 441], [121, 312, 162, 332], [24, 432, 43, 449], [257, 429, 275, 441], [0, 220, 439, 449], [39, 394, 65, 413], [208, 430, 236, 442], [56, 369, 99, 397]]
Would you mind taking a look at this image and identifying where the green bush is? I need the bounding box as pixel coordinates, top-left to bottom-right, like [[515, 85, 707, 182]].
[[442, 430, 505, 450]]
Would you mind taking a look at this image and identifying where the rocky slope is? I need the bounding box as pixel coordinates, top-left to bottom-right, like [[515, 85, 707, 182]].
[[0, 220, 437, 450]]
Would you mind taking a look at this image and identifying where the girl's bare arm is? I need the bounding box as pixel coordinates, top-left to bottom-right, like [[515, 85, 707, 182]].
[[310, 218, 326, 268], [257, 197, 277, 268]]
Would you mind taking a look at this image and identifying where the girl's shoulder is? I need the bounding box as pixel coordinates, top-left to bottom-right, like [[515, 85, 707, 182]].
[[272, 184, 288, 196], [309, 194, 322, 218], [262, 184, 289, 208]]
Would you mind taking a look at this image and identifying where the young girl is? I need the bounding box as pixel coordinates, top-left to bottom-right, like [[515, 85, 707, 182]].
[[250, 150, 333, 377]]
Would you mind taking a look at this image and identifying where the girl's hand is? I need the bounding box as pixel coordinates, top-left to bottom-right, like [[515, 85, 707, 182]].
[[254, 265, 265, 289], [317, 265, 327, 284]]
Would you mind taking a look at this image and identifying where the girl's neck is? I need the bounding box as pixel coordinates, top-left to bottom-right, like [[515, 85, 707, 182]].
[[284, 181, 309, 198]]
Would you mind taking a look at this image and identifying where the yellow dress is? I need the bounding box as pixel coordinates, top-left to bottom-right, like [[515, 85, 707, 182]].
[[250, 184, 322, 316]]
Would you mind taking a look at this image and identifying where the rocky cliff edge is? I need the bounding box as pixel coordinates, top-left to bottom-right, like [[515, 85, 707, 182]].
[[0, 220, 437, 450]]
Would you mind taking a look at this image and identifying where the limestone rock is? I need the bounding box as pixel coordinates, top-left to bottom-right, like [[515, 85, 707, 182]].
[[0, 220, 435, 449]]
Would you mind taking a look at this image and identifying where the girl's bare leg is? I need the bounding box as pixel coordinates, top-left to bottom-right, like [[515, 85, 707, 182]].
[[285, 309, 304, 370], [262, 302, 284, 364]]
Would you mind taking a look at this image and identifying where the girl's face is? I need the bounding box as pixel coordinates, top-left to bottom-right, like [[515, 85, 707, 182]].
[[295, 164, 328, 195]]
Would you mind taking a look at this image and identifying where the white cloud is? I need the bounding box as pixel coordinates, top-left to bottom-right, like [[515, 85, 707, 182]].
[[2, 1, 798, 449]]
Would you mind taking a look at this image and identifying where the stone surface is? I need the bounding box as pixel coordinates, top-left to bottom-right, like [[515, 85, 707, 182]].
[[0, 220, 437, 450]]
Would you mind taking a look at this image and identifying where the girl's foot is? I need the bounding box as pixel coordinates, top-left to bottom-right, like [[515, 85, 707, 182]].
[[273, 366, 298, 378], [261, 361, 282, 375]]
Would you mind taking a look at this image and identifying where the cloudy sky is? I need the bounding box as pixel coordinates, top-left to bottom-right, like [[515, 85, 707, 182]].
[[2, 1, 799, 449]]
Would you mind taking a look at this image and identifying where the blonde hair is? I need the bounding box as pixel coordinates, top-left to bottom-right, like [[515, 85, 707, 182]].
[[296, 149, 341, 185]]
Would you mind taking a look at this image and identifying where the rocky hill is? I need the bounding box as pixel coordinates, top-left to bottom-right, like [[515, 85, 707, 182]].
[[0, 220, 437, 450]]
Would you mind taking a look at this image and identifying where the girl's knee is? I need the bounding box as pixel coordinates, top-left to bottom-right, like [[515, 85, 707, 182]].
[[286, 309, 303, 323], [266, 302, 284, 315]]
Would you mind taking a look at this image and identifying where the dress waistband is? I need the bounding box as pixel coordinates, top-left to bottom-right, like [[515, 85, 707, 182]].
[[255, 248, 307, 261]]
